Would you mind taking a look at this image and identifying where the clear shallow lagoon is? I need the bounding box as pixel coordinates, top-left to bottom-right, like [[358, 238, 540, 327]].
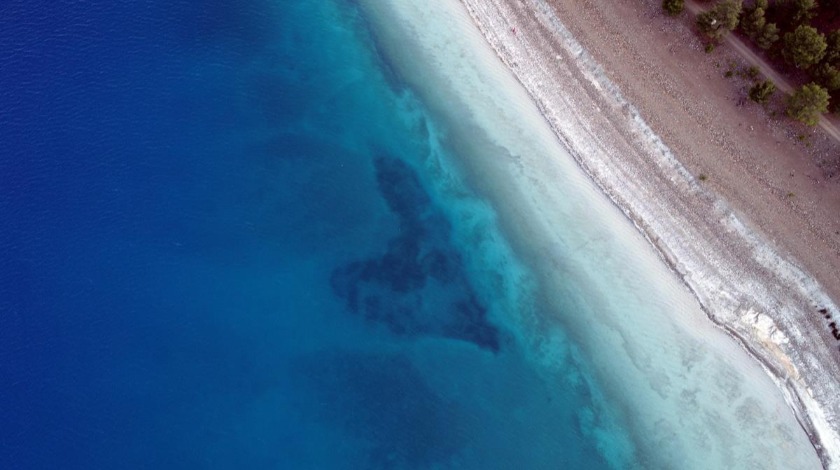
[[0, 0, 821, 469]]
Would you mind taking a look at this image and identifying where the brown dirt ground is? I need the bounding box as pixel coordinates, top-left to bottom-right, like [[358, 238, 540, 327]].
[[547, 0, 840, 302]]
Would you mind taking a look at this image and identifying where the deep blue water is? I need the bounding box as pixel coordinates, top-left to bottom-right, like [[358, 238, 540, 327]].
[[0, 1, 628, 468]]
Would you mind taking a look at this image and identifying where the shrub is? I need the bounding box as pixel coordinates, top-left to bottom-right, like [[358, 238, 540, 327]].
[[748, 80, 776, 104], [662, 0, 685, 16], [786, 82, 830, 126]]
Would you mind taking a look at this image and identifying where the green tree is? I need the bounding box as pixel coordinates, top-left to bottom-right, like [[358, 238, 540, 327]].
[[756, 23, 780, 49], [786, 82, 830, 125], [697, 0, 743, 39], [783, 25, 827, 69], [748, 80, 776, 104], [792, 0, 818, 23], [662, 0, 685, 15], [697, 12, 718, 38], [814, 63, 840, 91], [740, 6, 766, 39], [825, 30, 840, 64]]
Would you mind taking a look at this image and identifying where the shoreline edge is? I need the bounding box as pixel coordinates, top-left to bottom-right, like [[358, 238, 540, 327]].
[[457, 0, 840, 467]]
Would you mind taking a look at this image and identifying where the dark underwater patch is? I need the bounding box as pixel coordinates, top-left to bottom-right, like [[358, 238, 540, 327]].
[[374, 156, 432, 227], [330, 156, 501, 352]]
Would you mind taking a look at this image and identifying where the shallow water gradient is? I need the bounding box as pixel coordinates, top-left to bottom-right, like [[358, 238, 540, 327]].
[[0, 1, 638, 468]]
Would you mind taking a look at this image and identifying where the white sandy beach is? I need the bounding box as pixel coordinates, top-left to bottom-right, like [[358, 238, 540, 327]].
[[359, 0, 836, 467], [452, 0, 840, 467]]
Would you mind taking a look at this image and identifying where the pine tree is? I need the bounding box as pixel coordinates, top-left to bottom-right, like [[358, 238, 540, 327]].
[[783, 25, 827, 69], [697, 0, 743, 39], [792, 0, 818, 23], [825, 30, 840, 64], [787, 82, 830, 125], [814, 63, 840, 91], [741, 6, 767, 39], [756, 23, 780, 49]]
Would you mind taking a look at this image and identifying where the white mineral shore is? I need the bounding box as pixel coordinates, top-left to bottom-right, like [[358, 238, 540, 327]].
[[458, 0, 840, 467]]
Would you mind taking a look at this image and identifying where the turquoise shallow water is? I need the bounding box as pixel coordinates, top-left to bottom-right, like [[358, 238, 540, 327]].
[[0, 0, 639, 468]]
